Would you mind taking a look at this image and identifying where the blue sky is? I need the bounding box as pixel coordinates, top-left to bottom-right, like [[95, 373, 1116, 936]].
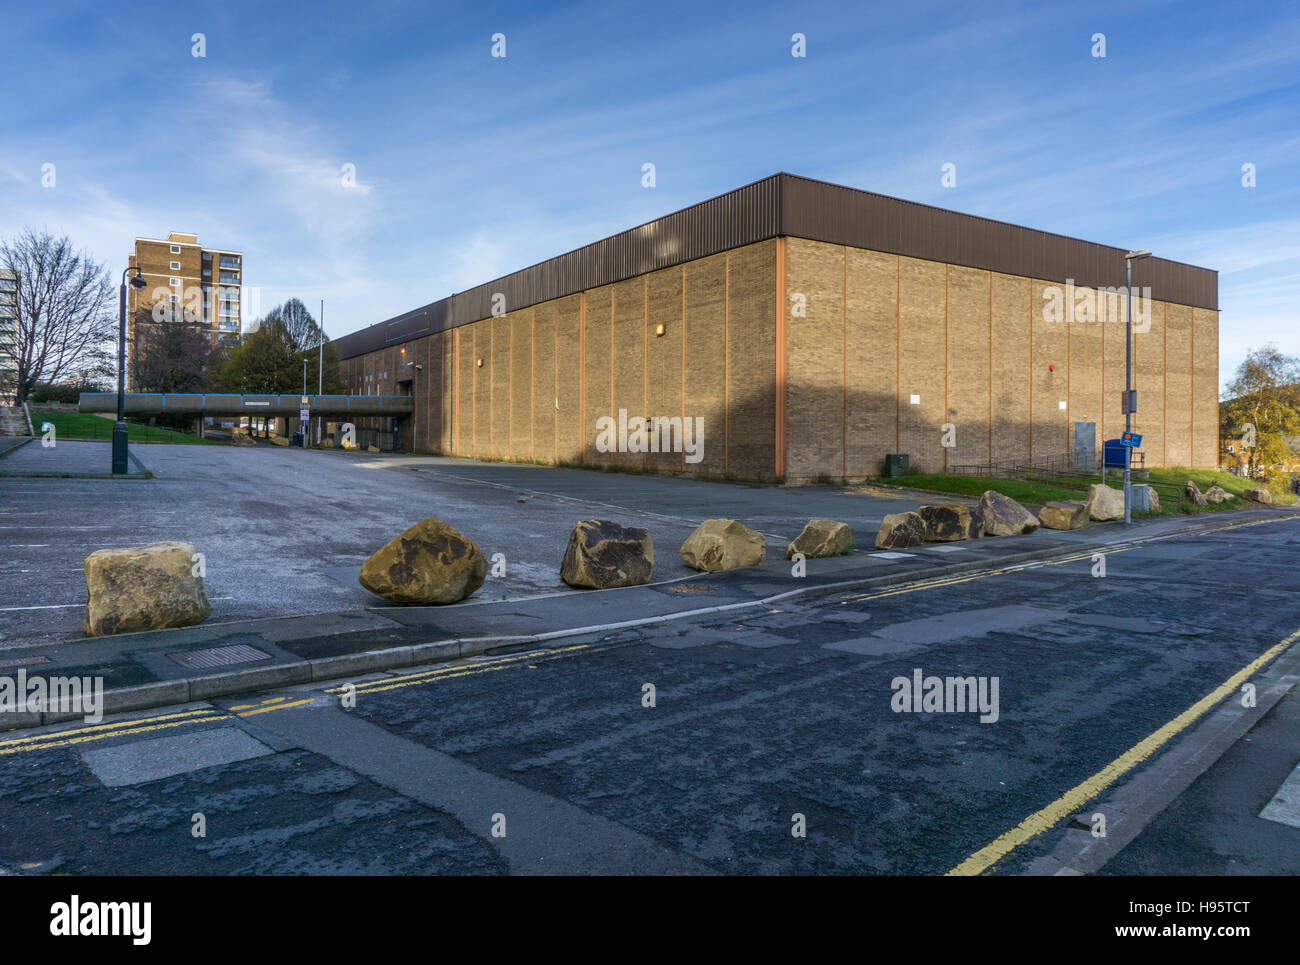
[[2, 0, 1297, 391]]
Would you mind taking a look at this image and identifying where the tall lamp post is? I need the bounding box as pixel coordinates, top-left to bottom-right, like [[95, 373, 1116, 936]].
[[1123, 249, 1151, 523], [114, 267, 147, 474], [317, 300, 324, 446]]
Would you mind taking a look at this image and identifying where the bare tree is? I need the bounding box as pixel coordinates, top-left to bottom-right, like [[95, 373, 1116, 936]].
[[0, 229, 116, 404], [263, 298, 323, 354]]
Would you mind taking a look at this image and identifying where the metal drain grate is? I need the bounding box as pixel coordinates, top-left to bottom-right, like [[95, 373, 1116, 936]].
[[166, 644, 273, 670]]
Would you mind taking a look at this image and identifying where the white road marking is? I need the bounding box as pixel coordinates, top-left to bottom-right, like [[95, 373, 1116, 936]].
[[0, 596, 233, 612], [1260, 765, 1300, 829]]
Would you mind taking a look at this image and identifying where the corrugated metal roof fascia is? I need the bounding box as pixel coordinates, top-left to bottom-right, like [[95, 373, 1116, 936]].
[[335, 172, 1217, 360], [775, 173, 1217, 311], [335, 174, 782, 359]]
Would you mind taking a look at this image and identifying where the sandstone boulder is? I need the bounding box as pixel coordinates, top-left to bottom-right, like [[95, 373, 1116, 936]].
[[359, 518, 487, 604], [975, 490, 1039, 536], [561, 519, 654, 588], [1141, 485, 1161, 514], [268, 434, 289, 447], [679, 518, 765, 571], [83, 541, 211, 637], [875, 511, 926, 549], [1085, 484, 1125, 522], [918, 503, 979, 541], [366, 444, 379, 453], [1184, 480, 1208, 506], [1039, 500, 1089, 530], [230, 431, 255, 447], [1244, 487, 1272, 504], [786, 519, 853, 559], [1204, 485, 1233, 504]]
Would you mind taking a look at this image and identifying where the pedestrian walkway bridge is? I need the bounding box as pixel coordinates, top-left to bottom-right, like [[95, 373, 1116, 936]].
[[77, 393, 414, 418]]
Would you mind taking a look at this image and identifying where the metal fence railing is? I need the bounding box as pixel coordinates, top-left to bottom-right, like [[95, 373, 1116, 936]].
[[947, 449, 1183, 504], [34, 416, 208, 446]]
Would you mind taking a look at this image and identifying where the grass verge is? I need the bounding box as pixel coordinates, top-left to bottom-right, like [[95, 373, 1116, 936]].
[[866, 467, 1296, 513], [29, 409, 221, 446]]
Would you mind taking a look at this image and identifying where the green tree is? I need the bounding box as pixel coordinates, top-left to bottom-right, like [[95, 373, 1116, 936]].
[[217, 314, 344, 395], [1221, 344, 1300, 478], [217, 318, 298, 393]]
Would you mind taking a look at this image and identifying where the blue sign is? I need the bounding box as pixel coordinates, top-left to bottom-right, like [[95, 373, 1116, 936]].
[[1120, 432, 1143, 448], [1103, 440, 1129, 469]]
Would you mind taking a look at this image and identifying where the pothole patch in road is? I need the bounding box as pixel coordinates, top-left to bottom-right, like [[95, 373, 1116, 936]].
[[79, 726, 273, 787]]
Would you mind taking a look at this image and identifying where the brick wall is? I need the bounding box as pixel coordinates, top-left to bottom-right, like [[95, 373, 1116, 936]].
[[784, 238, 1220, 480], [340, 235, 1217, 480]]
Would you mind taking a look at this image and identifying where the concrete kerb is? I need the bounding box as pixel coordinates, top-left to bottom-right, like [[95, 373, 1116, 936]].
[[5, 508, 1297, 733], [0, 436, 35, 460], [1023, 642, 1300, 876], [0, 441, 153, 479]]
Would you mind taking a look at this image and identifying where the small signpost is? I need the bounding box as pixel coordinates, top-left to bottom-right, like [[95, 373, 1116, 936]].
[[1119, 431, 1142, 448]]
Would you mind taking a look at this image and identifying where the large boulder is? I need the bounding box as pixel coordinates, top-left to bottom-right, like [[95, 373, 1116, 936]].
[[359, 518, 487, 604], [561, 519, 654, 588], [83, 541, 211, 637], [1140, 485, 1161, 514], [786, 519, 852, 559], [1184, 480, 1208, 506], [679, 518, 765, 572], [918, 503, 979, 541], [1204, 485, 1233, 504], [875, 511, 926, 549], [1085, 484, 1125, 522], [1039, 500, 1089, 530], [230, 432, 255, 447], [1244, 487, 1272, 504], [976, 490, 1039, 536]]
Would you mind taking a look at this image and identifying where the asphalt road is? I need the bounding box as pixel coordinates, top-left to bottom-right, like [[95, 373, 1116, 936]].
[[1, 440, 957, 648], [2, 511, 1297, 874]]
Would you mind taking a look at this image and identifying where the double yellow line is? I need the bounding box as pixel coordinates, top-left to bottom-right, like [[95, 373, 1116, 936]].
[[0, 644, 605, 756], [327, 642, 602, 698], [0, 707, 223, 756]]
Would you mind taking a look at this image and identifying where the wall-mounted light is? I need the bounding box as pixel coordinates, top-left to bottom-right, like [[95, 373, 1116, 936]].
[[476, 357, 484, 367], [654, 323, 665, 337]]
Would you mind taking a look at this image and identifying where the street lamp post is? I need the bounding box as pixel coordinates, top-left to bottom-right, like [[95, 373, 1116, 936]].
[[1123, 249, 1151, 524], [317, 300, 324, 446], [114, 267, 147, 474]]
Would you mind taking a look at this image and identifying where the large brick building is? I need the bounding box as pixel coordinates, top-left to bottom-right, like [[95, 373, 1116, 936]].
[[127, 232, 244, 387], [334, 174, 1219, 483]]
